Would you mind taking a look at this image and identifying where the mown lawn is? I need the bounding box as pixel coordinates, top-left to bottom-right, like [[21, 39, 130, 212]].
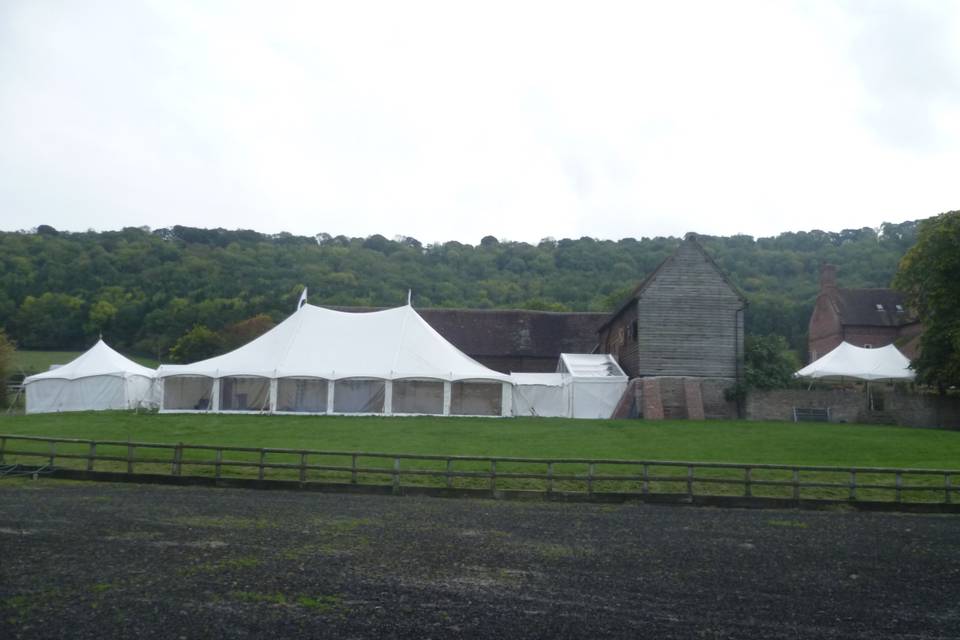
[[2, 413, 958, 503], [1, 411, 958, 469]]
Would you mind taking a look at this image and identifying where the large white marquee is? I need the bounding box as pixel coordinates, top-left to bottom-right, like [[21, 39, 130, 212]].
[[156, 304, 513, 416]]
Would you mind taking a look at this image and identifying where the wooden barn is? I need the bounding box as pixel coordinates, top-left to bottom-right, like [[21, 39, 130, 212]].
[[598, 234, 746, 380]]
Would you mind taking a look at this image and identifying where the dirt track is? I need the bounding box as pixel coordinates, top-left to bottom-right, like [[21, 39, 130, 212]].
[[1, 480, 959, 639]]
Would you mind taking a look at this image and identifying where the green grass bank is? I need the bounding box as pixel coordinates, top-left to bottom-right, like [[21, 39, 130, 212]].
[[1, 412, 958, 469]]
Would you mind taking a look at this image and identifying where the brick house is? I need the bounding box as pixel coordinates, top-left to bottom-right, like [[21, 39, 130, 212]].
[[807, 264, 921, 362]]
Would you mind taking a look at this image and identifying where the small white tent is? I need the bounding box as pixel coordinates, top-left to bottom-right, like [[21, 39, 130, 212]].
[[795, 342, 915, 382], [157, 303, 512, 416], [24, 340, 158, 413], [510, 354, 628, 419]]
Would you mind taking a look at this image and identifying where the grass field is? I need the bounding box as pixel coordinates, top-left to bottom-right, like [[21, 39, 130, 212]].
[[11, 351, 160, 377], [1, 411, 958, 469], [2, 413, 958, 503]]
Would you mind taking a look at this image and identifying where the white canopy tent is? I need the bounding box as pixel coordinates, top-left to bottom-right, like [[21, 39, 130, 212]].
[[795, 342, 915, 382], [157, 303, 512, 416], [24, 339, 158, 413], [510, 354, 628, 419]]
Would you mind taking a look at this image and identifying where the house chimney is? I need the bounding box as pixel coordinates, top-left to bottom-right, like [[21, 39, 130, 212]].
[[820, 263, 837, 291]]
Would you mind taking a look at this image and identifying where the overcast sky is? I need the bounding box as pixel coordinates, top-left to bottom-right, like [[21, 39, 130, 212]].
[[1, 1, 958, 244]]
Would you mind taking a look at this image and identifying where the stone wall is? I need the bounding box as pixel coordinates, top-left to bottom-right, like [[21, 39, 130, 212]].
[[631, 376, 738, 420], [746, 388, 960, 429]]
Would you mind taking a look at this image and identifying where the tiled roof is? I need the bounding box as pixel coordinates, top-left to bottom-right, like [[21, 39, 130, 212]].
[[331, 307, 606, 358], [835, 288, 915, 327]]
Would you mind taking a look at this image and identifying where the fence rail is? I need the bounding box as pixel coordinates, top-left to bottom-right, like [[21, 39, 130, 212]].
[[1, 433, 957, 506]]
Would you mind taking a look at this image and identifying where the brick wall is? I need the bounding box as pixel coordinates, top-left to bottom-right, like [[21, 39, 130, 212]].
[[746, 389, 960, 429]]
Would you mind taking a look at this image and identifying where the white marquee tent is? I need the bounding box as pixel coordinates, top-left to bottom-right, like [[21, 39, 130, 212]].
[[511, 354, 628, 419], [157, 304, 513, 416], [24, 339, 158, 413], [795, 342, 915, 382]]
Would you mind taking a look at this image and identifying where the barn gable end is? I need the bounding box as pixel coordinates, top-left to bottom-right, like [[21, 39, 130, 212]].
[[599, 235, 746, 380]]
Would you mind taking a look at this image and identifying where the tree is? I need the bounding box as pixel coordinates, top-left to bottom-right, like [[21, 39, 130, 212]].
[[0, 329, 14, 408], [743, 334, 801, 390], [893, 210, 960, 390], [169, 325, 223, 363], [726, 334, 800, 403]]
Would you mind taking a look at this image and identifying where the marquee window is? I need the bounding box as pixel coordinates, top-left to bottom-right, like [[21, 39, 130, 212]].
[[392, 379, 444, 415], [220, 377, 270, 411], [333, 379, 385, 413], [163, 376, 213, 411], [277, 378, 328, 413], [450, 381, 502, 416]]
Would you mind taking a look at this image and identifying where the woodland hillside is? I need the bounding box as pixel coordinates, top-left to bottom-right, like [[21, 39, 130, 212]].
[[0, 220, 921, 360]]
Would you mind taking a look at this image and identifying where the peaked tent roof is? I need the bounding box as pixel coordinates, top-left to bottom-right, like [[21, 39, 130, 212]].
[[795, 342, 914, 382], [24, 339, 156, 383], [157, 304, 510, 382]]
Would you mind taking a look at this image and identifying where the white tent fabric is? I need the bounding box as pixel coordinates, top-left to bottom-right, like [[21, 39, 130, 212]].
[[795, 342, 915, 382], [23, 340, 158, 413], [157, 304, 512, 416], [558, 354, 629, 419], [510, 373, 570, 417], [510, 354, 628, 419]]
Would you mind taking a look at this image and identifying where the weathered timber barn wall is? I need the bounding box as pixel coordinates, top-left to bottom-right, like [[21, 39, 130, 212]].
[[599, 236, 746, 380]]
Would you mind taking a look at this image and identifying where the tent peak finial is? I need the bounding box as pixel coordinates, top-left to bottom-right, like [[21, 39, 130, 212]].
[[407, 289, 412, 306], [297, 287, 308, 310]]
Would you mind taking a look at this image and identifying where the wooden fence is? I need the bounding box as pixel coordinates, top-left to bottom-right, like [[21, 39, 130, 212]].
[[1, 433, 957, 506]]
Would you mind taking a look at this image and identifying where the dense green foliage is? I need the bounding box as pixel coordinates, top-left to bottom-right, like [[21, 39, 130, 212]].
[[893, 211, 960, 390], [0, 220, 922, 360], [727, 334, 802, 402], [743, 335, 802, 391], [0, 329, 14, 407], [2, 412, 959, 468]]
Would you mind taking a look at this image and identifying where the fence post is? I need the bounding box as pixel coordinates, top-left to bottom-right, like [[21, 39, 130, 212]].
[[258, 449, 265, 481], [351, 454, 358, 484], [215, 448, 222, 480], [0, 436, 6, 464], [177, 443, 184, 476], [642, 464, 649, 495], [392, 458, 401, 495], [588, 463, 595, 496], [445, 458, 453, 489], [686, 465, 694, 500], [849, 469, 857, 501], [895, 472, 902, 503], [299, 452, 307, 483], [547, 462, 554, 495], [792, 468, 800, 501], [744, 467, 752, 497], [127, 444, 134, 474], [490, 459, 497, 494], [87, 441, 97, 472], [946, 473, 952, 505], [49, 441, 57, 467]]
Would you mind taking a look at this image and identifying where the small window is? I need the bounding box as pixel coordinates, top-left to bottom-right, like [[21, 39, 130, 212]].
[[630, 320, 638, 341], [895, 304, 904, 313], [875, 304, 884, 311]]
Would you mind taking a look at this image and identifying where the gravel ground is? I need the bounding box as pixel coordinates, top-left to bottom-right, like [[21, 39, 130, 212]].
[[1, 480, 959, 639]]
